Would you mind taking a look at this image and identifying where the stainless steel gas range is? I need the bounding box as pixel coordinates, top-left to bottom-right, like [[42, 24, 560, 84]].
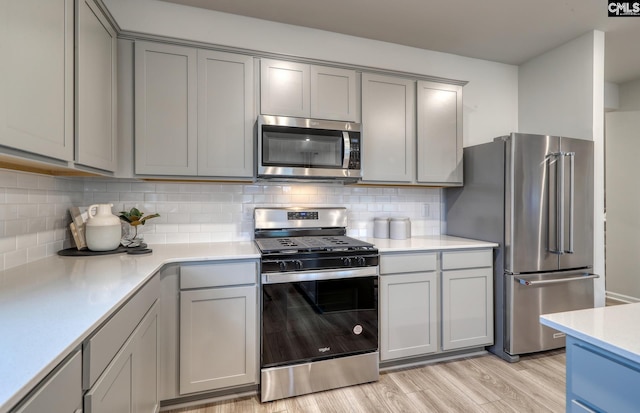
[[254, 207, 380, 402]]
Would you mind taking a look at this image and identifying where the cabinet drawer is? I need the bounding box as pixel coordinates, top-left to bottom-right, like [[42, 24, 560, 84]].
[[14, 350, 82, 413], [83, 274, 159, 389], [380, 252, 436, 274], [442, 249, 492, 270], [180, 260, 258, 289]]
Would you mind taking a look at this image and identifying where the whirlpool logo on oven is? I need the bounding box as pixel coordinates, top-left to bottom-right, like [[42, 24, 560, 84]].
[[318, 347, 331, 353]]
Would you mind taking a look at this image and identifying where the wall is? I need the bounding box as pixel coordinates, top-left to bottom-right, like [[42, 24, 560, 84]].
[[604, 111, 640, 302], [0, 170, 84, 271], [103, 0, 519, 147], [604, 77, 640, 302], [618, 78, 640, 110], [0, 168, 442, 271], [518, 30, 606, 307]]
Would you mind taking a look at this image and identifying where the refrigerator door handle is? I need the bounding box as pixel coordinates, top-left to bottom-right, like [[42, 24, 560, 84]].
[[547, 152, 563, 255], [565, 152, 575, 254], [515, 273, 599, 286]]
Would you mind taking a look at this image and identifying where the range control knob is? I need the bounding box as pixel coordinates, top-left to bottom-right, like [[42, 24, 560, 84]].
[[293, 260, 304, 270], [342, 257, 352, 266], [278, 261, 287, 272], [356, 256, 366, 266]]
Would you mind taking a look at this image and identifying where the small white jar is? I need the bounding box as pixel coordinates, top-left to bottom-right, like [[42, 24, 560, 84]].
[[389, 217, 411, 240], [373, 217, 390, 239]]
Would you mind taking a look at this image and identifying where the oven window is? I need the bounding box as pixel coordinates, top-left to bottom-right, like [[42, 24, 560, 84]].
[[262, 276, 378, 368], [262, 127, 344, 168]]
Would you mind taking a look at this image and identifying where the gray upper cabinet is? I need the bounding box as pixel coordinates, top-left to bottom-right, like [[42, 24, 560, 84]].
[[135, 41, 198, 176], [134, 42, 255, 178], [417, 81, 463, 185], [260, 59, 358, 121], [76, 0, 117, 172], [0, 0, 74, 162], [361, 73, 415, 183], [197, 50, 254, 178]]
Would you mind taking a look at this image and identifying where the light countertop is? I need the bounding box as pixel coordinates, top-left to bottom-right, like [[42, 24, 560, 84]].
[[0, 242, 258, 413], [0, 235, 495, 412], [540, 303, 640, 365], [364, 234, 498, 252]]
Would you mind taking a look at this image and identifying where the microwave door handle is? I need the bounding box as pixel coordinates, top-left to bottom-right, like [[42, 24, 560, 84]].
[[342, 132, 351, 168]]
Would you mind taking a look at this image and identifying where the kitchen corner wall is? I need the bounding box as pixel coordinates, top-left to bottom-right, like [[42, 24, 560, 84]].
[[0, 168, 443, 271]]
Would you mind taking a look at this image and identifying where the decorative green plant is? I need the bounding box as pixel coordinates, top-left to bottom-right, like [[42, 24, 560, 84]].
[[118, 207, 160, 239]]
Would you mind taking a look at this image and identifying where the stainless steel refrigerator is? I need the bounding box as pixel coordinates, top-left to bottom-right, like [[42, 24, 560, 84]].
[[445, 133, 598, 362]]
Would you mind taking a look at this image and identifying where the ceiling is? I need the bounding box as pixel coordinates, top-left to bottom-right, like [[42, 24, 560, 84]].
[[159, 0, 640, 84]]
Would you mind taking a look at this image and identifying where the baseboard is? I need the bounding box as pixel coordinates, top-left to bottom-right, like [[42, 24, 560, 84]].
[[605, 291, 640, 304]]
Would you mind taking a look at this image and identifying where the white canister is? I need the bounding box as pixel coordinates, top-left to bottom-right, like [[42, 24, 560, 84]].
[[373, 217, 390, 239], [389, 217, 411, 240], [85, 204, 122, 251]]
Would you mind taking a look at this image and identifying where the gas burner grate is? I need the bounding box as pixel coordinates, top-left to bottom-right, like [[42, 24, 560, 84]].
[[255, 235, 375, 254]]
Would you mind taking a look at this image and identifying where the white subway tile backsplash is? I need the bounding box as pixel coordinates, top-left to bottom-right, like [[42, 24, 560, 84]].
[[0, 168, 444, 271]]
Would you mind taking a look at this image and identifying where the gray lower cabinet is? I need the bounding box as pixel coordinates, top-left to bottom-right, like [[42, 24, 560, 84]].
[[178, 261, 259, 395], [379, 252, 438, 361], [85, 301, 159, 413], [441, 250, 494, 351], [12, 350, 82, 413], [84, 274, 160, 413]]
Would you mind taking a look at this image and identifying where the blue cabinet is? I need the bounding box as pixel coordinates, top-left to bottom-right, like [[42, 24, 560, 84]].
[[566, 336, 640, 413]]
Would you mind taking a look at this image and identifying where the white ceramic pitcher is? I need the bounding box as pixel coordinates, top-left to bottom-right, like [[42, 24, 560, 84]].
[[85, 204, 121, 251]]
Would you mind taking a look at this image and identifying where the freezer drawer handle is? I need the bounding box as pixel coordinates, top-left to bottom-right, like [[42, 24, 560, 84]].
[[515, 273, 599, 286]]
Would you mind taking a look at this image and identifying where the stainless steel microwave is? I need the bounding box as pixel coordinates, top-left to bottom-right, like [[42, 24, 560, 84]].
[[257, 115, 362, 182]]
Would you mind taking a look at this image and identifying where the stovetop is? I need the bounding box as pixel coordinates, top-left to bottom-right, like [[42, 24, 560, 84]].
[[255, 235, 375, 254]]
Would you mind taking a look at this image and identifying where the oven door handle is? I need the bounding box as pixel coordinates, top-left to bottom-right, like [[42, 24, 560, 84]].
[[262, 267, 378, 284]]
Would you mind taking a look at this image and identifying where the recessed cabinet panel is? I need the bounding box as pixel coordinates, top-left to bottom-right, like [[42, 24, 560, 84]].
[[76, 0, 117, 172], [260, 59, 310, 118], [135, 41, 198, 175], [0, 0, 73, 161], [417, 81, 463, 185], [361, 73, 415, 183], [380, 271, 438, 360], [180, 285, 258, 394], [197, 50, 254, 177], [311, 66, 357, 121], [441, 267, 493, 350]]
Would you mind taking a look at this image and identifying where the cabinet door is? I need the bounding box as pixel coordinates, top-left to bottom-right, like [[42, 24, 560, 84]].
[[85, 302, 159, 413], [135, 41, 197, 175], [0, 0, 73, 161], [14, 351, 82, 413], [135, 302, 159, 413], [197, 50, 254, 177], [417, 81, 463, 185], [441, 267, 493, 350], [76, 0, 117, 172], [260, 59, 310, 118], [361, 73, 415, 183], [310, 66, 358, 121], [380, 272, 437, 361], [180, 285, 257, 394]]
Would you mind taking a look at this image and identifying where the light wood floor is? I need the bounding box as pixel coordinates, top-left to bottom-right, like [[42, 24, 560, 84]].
[[167, 350, 566, 413]]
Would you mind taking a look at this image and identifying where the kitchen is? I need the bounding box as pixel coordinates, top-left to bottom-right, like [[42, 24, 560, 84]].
[[1, 0, 640, 412]]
